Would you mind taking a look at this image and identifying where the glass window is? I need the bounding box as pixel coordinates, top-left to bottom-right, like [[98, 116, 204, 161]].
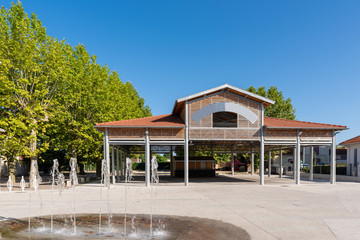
[[213, 112, 237, 128]]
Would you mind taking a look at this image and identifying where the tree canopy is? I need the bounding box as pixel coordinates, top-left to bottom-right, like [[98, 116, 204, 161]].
[[0, 2, 151, 177], [247, 86, 296, 120]]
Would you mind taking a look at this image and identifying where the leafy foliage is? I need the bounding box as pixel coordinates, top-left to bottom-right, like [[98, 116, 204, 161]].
[[0, 2, 151, 175], [247, 86, 296, 120]]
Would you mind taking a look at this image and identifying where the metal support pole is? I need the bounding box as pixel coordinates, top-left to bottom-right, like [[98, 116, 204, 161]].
[[116, 146, 120, 183], [111, 145, 115, 184], [120, 148, 123, 178], [293, 146, 296, 179], [309, 146, 314, 181], [279, 147, 283, 178], [231, 148, 234, 176], [124, 151, 127, 177], [105, 128, 110, 177], [303, 146, 306, 167], [296, 130, 301, 185], [145, 128, 150, 187], [170, 146, 173, 176], [251, 150, 254, 175], [184, 102, 189, 186], [268, 149, 271, 177], [330, 131, 337, 184], [260, 103, 265, 185]]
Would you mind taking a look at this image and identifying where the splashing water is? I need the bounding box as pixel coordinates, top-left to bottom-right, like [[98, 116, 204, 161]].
[[28, 161, 43, 233], [125, 158, 133, 183], [7, 176, 13, 192], [124, 157, 133, 236], [20, 176, 26, 192], [50, 159, 65, 233], [150, 155, 159, 237], [151, 156, 159, 184], [99, 159, 111, 235], [30, 161, 42, 191], [69, 158, 78, 186], [69, 158, 78, 234]]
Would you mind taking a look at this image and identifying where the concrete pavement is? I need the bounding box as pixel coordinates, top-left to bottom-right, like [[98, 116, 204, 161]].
[[0, 174, 360, 239]]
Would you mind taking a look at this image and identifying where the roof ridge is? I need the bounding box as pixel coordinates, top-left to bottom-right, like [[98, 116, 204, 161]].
[[264, 116, 345, 127]]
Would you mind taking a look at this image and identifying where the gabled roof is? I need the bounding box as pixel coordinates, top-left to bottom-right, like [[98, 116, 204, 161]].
[[95, 114, 184, 129], [264, 117, 347, 130], [340, 135, 360, 145], [172, 84, 275, 114]]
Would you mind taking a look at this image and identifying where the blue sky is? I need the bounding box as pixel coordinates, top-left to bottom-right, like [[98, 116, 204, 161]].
[[3, 0, 360, 143]]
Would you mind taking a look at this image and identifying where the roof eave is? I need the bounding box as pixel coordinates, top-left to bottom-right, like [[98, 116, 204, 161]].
[[264, 126, 348, 130], [340, 142, 360, 146], [95, 125, 185, 129]]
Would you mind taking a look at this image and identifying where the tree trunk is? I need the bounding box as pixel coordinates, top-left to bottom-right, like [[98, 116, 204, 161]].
[[7, 156, 16, 183], [29, 126, 38, 188]]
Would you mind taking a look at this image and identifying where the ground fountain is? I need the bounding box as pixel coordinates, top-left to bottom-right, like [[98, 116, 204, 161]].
[[20, 176, 26, 192], [6, 176, 13, 192], [0, 157, 249, 240], [50, 159, 65, 233], [124, 157, 133, 236], [150, 155, 159, 237], [69, 157, 79, 234]]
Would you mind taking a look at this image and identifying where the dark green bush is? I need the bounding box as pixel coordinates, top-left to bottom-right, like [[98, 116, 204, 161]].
[[312, 165, 346, 175], [132, 162, 170, 170]]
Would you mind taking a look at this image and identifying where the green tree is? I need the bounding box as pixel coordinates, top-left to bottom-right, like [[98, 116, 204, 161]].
[[0, 2, 71, 178], [48, 44, 151, 173], [247, 85, 296, 119]]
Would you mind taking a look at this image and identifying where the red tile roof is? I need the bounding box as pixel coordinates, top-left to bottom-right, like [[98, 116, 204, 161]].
[[264, 117, 347, 130], [95, 114, 185, 128], [95, 114, 346, 131], [340, 135, 360, 145]]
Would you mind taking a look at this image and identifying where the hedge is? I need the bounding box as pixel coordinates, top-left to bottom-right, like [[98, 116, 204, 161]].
[[303, 165, 347, 175], [132, 162, 170, 170]]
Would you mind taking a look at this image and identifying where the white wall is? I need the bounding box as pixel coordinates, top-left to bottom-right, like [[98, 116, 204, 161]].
[[346, 143, 360, 176]]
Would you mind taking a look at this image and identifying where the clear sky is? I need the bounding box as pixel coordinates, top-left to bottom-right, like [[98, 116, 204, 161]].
[[3, 0, 360, 144]]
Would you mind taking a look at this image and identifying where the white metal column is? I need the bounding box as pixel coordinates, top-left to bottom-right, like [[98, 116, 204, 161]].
[[120, 148, 123, 178], [116, 146, 120, 183], [231, 148, 234, 176], [184, 102, 189, 186], [309, 146, 314, 181], [330, 131, 337, 184], [111, 146, 115, 184], [293, 146, 296, 179], [260, 103, 264, 185], [296, 130, 301, 185], [302, 146, 306, 167], [279, 147, 283, 178], [268, 149, 271, 177], [251, 150, 254, 175], [105, 128, 110, 177], [145, 128, 150, 187]]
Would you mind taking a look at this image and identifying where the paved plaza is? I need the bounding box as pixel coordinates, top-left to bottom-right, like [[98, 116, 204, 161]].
[[1, 174, 360, 240]]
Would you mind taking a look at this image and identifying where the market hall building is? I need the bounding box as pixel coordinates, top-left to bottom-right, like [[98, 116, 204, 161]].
[[95, 84, 347, 186]]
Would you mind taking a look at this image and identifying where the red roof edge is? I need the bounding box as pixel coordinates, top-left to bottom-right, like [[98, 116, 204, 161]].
[[95, 114, 185, 128], [264, 117, 347, 130], [340, 135, 360, 145]]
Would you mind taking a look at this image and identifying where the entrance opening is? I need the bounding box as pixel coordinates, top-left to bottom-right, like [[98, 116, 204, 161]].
[[213, 111, 237, 128]]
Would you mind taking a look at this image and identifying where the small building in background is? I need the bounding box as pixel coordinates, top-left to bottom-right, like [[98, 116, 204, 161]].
[[340, 135, 360, 176]]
